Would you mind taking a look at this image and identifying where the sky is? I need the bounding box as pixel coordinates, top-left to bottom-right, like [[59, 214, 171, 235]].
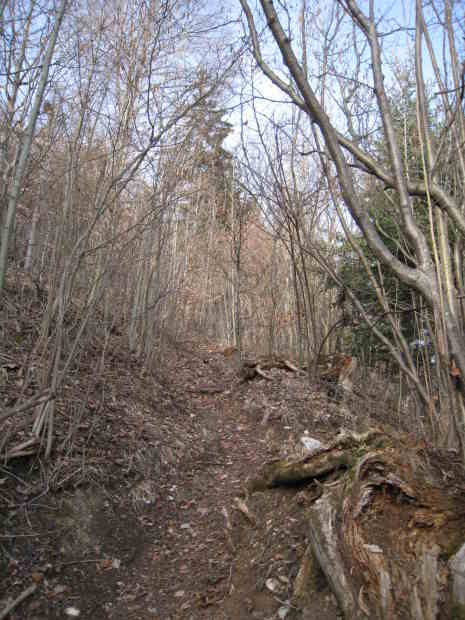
[[223, 0, 458, 153]]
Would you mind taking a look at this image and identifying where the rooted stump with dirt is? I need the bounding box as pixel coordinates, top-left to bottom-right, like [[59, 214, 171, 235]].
[[248, 428, 465, 619]]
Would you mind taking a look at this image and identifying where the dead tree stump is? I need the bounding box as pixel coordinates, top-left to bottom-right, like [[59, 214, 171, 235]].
[[248, 428, 465, 619]]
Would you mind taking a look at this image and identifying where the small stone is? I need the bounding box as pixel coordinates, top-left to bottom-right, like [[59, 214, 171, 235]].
[[265, 577, 280, 593], [300, 435, 324, 455], [278, 605, 291, 619], [64, 607, 81, 617]]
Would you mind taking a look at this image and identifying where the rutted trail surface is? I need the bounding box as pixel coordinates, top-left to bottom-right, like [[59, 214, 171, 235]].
[[4, 316, 465, 620], [111, 348, 276, 619], [106, 343, 340, 620], [2, 340, 342, 619]]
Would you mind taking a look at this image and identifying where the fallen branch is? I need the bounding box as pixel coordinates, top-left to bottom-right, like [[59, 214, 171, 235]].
[[4, 436, 40, 461], [0, 583, 37, 620], [187, 386, 225, 394], [283, 359, 304, 373], [240, 356, 303, 381], [255, 365, 273, 381], [248, 448, 353, 492], [0, 390, 52, 424]]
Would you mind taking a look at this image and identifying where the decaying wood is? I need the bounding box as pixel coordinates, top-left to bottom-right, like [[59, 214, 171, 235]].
[[318, 355, 357, 398], [248, 448, 353, 492], [248, 428, 465, 619], [248, 429, 383, 492], [221, 346, 238, 357], [309, 487, 365, 619], [239, 354, 356, 398], [239, 356, 304, 382]]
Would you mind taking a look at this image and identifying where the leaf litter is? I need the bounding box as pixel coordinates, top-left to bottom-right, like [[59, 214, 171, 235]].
[[1, 336, 361, 619]]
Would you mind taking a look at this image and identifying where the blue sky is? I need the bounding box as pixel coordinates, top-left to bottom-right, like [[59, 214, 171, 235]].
[[223, 0, 460, 152]]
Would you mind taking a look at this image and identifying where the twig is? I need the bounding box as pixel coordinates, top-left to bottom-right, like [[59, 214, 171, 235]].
[[187, 386, 225, 394], [0, 583, 37, 620], [0, 529, 60, 538], [0, 465, 26, 486], [283, 359, 304, 373], [0, 391, 52, 424], [60, 558, 105, 566], [233, 497, 256, 525]]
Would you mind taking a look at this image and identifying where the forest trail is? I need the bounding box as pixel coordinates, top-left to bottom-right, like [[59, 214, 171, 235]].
[[5, 333, 465, 619], [106, 344, 328, 620], [2, 340, 341, 619], [110, 364, 274, 619]]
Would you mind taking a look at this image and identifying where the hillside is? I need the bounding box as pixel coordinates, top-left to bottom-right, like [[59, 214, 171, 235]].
[[3, 1, 465, 617], [3, 275, 465, 620], [0, 279, 343, 620]]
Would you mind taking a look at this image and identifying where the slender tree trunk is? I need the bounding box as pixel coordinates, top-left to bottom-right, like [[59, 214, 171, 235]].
[[0, 0, 67, 293]]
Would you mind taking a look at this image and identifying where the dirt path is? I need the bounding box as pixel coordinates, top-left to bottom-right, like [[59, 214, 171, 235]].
[[2, 344, 340, 619], [101, 346, 341, 620], [109, 355, 280, 619]]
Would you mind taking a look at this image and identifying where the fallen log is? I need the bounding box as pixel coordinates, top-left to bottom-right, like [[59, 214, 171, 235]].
[[247, 428, 465, 619], [239, 356, 303, 382]]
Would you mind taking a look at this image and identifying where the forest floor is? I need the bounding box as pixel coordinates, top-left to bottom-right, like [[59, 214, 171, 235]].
[[0, 292, 398, 620]]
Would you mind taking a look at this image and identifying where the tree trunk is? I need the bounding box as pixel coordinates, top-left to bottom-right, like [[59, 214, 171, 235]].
[[0, 0, 68, 293]]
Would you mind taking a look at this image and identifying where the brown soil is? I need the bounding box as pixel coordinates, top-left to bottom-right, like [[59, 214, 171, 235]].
[[1, 327, 350, 620]]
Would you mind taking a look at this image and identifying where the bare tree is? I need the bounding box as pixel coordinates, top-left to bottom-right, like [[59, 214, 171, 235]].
[[2, 0, 240, 461], [0, 0, 68, 293], [240, 0, 465, 452]]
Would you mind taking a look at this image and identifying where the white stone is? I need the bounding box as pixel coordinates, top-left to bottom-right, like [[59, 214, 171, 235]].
[[265, 577, 281, 593], [300, 435, 324, 455]]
